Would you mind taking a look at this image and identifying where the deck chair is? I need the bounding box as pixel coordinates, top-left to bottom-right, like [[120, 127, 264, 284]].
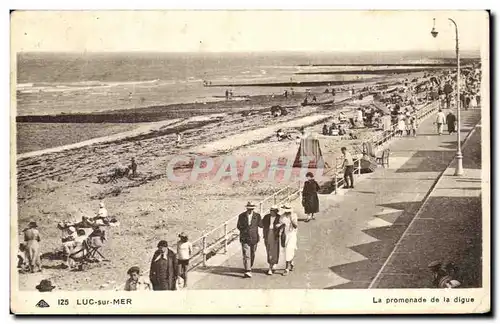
[[68, 229, 108, 270], [376, 149, 390, 168], [68, 239, 91, 270], [86, 234, 108, 262]]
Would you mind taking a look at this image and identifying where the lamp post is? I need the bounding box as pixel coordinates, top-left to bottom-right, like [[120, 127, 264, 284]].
[[431, 17, 464, 176]]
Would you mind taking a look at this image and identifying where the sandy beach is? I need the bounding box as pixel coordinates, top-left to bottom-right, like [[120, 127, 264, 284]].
[[16, 67, 439, 291]]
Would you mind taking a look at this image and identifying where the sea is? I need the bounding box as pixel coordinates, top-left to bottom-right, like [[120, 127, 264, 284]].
[[15, 51, 462, 116]]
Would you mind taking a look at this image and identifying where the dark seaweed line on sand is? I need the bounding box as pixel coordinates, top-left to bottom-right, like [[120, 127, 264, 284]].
[[16, 93, 306, 124], [16, 109, 219, 124]]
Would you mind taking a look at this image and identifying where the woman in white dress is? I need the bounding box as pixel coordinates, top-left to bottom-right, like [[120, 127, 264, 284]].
[[279, 205, 298, 276], [470, 92, 478, 108], [397, 114, 406, 137]]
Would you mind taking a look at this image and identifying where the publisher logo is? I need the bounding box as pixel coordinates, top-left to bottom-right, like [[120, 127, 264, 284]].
[[35, 299, 50, 308]]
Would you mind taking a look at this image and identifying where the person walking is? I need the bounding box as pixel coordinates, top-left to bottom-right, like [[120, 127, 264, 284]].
[[341, 147, 354, 189], [405, 116, 412, 136], [470, 92, 478, 108], [24, 221, 41, 273], [411, 116, 418, 137], [302, 172, 320, 222], [149, 240, 178, 290], [279, 205, 298, 276], [175, 133, 182, 147], [236, 202, 262, 278], [260, 205, 282, 275], [397, 113, 406, 137], [435, 109, 446, 135], [176, 232, 193, 288], [446, 111, 457, 134], [130, 157, 137, 178]]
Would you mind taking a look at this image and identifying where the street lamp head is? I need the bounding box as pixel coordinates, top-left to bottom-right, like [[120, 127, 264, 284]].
[[431, 18, 439, 38]]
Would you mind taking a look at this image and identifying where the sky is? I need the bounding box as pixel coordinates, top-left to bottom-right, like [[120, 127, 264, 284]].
[[11, 10, 489, 53]]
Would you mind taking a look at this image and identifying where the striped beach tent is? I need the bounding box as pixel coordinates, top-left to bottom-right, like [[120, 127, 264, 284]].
[[293, 135, 325, 169]]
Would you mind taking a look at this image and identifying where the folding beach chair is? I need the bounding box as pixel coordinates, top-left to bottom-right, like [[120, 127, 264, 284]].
[[86, 233, 108, 262], [68, 227, 109, 270]]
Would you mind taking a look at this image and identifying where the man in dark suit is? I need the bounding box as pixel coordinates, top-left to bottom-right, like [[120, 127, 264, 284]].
[[237, 202, 262, 278]]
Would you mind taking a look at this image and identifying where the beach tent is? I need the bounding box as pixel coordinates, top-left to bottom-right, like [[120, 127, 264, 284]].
[[293, 135, 326, 169]]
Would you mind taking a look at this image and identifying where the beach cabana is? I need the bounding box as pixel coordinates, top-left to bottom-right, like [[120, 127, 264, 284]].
[[293, 135, 326, 169]]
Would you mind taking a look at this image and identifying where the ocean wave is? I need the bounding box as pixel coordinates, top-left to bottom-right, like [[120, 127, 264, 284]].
[[17, 79, 162, 94]]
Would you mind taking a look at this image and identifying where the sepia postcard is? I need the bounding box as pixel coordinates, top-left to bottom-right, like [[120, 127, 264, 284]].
[[10, 10, 490, 315]]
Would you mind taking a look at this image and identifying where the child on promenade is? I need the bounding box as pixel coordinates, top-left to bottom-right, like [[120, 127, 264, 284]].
[[176, 232, 193, 288]]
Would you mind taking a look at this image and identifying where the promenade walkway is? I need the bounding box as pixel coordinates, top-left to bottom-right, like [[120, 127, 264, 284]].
[[190, 108, 482, 289], [371, 121, 485, 289]]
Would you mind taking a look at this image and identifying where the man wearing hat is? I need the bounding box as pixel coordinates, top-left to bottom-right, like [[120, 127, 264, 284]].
[[36, 279, 55, 292], [237, 202, 262, 278], [261, 205, 282, 275], [149, 240, 178, 290], [23, 221, 41, 273], [124, 266, 151, 291], [429, 261, 462, 288]]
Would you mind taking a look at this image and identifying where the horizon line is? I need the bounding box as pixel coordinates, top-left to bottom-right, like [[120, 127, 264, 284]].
[[17, 49, 481, 55]]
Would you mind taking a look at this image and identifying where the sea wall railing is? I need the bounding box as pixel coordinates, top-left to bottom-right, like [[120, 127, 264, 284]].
[[187, 99, 439, 271], [323, 100, 439, 193]]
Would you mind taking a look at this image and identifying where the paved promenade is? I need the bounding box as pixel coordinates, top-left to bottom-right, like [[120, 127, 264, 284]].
[[190, 108, 482, 289], [371, 122, 484, 289]]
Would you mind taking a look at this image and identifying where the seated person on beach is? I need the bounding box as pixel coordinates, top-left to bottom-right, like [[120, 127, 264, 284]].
[[94, 202, 110, 225], [338, 125, 346, 136], [62, 226, 77, 243], [329, 122, 337, 135], [88, 225, 106, 250], [66, 229, 89, 268], [349, 118, 356, 128], [277, 129, 285, 141], [17, 243, 27, 270], [322, 124, 329, 135], [76, 216, 95, 228]]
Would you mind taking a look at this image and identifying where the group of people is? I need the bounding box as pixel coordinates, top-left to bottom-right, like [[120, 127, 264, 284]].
[[435, 109, 458, 136], [236, 201, 299, 277], [130, 232, 193, 291], [322, 121, 348, 137], [396, 113, 419, 137], [18, 202, 116, 273], [113, 227, 195, 290], [234, 146, 357, 278]]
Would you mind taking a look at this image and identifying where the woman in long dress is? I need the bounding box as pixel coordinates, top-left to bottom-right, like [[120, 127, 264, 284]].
[[397, 114, 406, 137], [261, 206, 282, 275], [302, 172, 320, 222], [470, 92, 478, 108], [279, 205, 298, 276]]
